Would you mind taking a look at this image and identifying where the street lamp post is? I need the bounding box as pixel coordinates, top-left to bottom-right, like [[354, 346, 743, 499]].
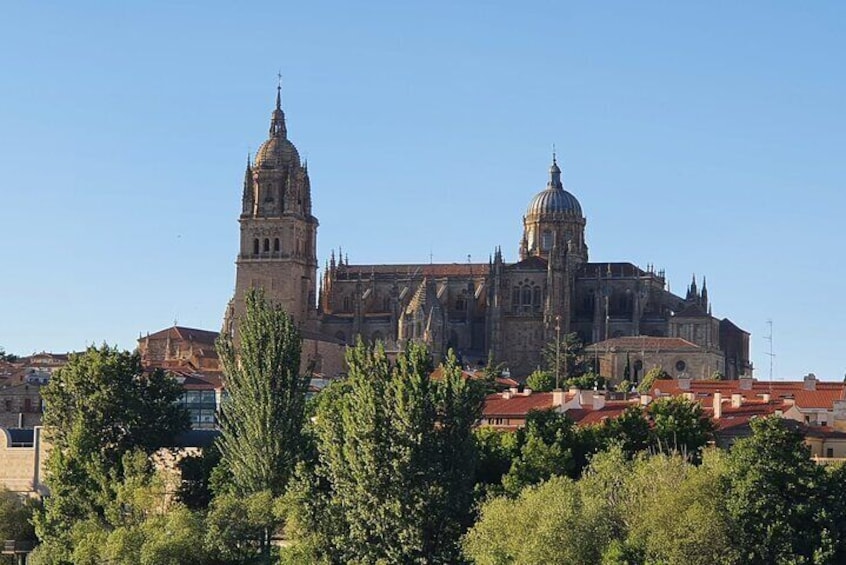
[[555, 315, 561, 390]]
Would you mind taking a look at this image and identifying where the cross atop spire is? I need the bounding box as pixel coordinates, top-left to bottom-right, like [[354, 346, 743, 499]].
[[269, 73, 287, 138], [548, 148, 562, 189]]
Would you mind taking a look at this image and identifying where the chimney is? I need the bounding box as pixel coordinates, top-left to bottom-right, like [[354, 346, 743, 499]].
[[804, 374, 817, 391], [552, 388, 566, 406], [552, 389, 566, 407], [509, 386, 519, 395], [522, 387, 533, 396], [678, 376, 692, 391], [731, 393, 743, 408], [579, 390, 593, 407], [762, 393, 771, 403], [713, 392, 722, 419], [501, 390, 512, 400], [739, 376, 753, 391], [639, 394, 652, 406], [592, 393, 606, 411]]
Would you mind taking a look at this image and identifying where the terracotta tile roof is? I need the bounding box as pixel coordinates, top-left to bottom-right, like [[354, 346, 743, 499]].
[[707, 401, 789, 431], [651, 379, 846, 411], [586, 336, 701, 352], [429, 367, 517, 389], [482, 392, 555, 418], [568, 402, 634, 426], [143, 326, 220, 345]]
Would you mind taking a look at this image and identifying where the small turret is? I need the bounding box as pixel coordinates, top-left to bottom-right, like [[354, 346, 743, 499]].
[[241, 154, 254, 215]]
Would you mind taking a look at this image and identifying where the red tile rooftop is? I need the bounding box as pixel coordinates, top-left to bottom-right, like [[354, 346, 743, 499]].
[[482, 392, 556, 418]]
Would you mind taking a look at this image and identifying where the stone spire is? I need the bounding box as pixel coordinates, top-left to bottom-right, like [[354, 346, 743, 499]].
[[269, 76, 287, 138], [241, 153, 254, 215]]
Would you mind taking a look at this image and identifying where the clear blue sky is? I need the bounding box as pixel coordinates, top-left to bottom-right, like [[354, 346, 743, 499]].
[[1, 1, 844, 380]]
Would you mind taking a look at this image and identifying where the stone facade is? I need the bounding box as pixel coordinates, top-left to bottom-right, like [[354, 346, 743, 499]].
[[585, 336, 726, 383], [227, 86, 751, 379]]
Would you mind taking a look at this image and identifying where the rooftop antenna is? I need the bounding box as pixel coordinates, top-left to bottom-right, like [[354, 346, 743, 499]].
[[764, 319, 776, 386]]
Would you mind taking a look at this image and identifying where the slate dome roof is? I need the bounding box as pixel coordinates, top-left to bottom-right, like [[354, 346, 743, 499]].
[[526, 158, 582, 217]]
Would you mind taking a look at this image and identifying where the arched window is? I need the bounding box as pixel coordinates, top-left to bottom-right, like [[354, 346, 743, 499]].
[[522, 286, 532, 307], [273, 238, 280, 252], [456, 297, 466, 311], [343, 296, 351, 312], [253, 239, 259, 255], [532, 286, 542, 308], [263, 238, 270, 252]]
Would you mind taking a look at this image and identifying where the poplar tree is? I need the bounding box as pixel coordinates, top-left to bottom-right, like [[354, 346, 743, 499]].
[[287, 340, 483, 564], [215, 288, 310, 497]]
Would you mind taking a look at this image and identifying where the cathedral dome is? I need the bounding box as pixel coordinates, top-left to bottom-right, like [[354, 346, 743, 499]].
[[526, 157, 582, 217], [254, 136, 300, 169], [254, 84, 301, 169]]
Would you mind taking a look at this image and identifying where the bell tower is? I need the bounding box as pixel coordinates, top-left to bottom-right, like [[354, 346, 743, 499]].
[[229, 81, 318, 336]]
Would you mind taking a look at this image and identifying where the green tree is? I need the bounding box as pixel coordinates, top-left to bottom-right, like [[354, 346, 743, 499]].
[[0, 487, 37, 565], [619, 449, 739, 565], [525, 369, 554, 392], [285, 341, 483, 564], [31, 451, 212, 565], [34, 346, 187, 562], [216, 288, 310, 499], [473, 427, 520, 497], [647, 396, 715, 461], [463, 475, 608, 565], [542, 332, 584, 386], [564, 371, 605, 390], [599, 405, 651, 456], [724, 417, 835, 564], [636, 366, 670, 394], [501, 409, 600, 495]]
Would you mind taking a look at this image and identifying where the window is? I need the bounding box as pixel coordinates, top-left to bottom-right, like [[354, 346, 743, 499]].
[[253, 239, 259, 255], [273, 238, 280, 252], [675, 360, 687, 372], [827, 448, 835, 458], [343, 296, 351, 312], [263, 238, 270, 252], [456, 297, 466, 311], [541, 230, 553, 251]]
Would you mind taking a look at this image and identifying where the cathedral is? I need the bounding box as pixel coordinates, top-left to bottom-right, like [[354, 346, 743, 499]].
[[226, 86, 751, 381]]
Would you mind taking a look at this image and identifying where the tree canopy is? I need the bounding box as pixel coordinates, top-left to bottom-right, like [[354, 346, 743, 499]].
[[33, 345, 188, 564], [284, 341, 484, 564], [215, 287, 310, 497]]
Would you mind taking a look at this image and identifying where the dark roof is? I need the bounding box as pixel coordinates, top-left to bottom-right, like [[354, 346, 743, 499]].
[[673, 303, 709, 318], [509, 256, 548, 270], [6, 428, 34, 446]]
